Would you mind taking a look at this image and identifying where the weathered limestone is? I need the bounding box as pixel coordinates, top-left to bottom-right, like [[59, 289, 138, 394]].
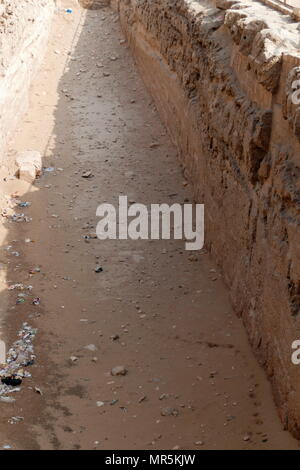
[[0, 0, 55, 167], [114, 0, 300, 436], [16, 150, 42, 183]]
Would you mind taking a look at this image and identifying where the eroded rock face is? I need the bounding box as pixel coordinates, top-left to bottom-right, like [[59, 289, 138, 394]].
[[115, 0, 300, 437], [0, 0, 55, 165]]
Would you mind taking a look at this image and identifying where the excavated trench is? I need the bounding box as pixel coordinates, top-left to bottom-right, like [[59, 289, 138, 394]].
[[0, 0, 299, 449]]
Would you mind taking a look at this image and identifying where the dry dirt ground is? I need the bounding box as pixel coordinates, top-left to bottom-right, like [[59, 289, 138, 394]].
[[0, 0, 298, 450]]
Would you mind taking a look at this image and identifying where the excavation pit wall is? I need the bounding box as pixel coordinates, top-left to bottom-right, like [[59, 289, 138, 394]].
[[112, 0, 300, 436], [0, 0, 55, 169]]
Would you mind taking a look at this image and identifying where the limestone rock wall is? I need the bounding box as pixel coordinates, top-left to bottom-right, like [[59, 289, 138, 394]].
[[0, 0, 55, 166], [114, 0, 300, 436]]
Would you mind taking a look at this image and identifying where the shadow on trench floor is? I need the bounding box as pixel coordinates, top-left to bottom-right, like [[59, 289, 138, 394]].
[[0, 0, 298, 450]]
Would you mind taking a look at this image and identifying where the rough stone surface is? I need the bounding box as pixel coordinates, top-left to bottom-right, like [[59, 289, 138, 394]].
[[0, 0, 55, 166], [16, 150, 42, 183], [111, 365, 128, 376], [115, 0, 300, 437]]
